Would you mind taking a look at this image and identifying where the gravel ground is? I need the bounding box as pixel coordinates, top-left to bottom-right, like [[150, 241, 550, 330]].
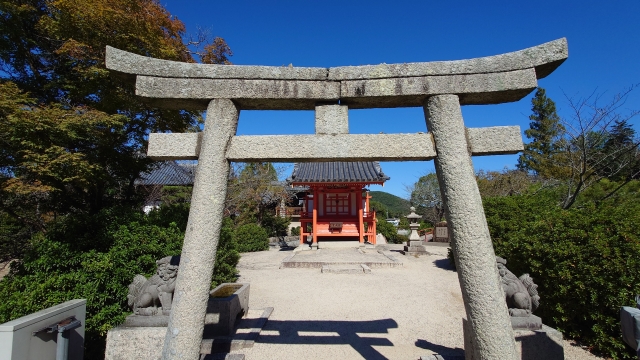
[[236, 245, 603, 360]]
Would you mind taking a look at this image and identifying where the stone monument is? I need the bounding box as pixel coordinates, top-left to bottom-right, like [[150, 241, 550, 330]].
[[105, 38, 568, 360], [402, 207, 429, 255], [434, 221, 450, 242]]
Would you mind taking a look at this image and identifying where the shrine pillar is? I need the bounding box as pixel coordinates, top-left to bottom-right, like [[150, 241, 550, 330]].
[[357, 190, 364, 243]]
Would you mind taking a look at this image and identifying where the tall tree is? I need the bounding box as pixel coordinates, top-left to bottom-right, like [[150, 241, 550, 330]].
[[407, 173, 444, 225], [0, 0, 231, 229], [517, 87, 566, 178], [0, 1, 237, 356], [476, 169, 532, 198], [599, 119, 640, 182], [225, 163, 290, 226]]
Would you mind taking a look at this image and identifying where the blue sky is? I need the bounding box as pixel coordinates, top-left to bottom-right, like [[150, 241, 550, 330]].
[[162, 0, 640, 198]]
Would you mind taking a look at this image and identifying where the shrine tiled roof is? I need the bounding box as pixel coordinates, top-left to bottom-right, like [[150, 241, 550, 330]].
[[135, 161, 196, 186], [288, 162, 389, 184]]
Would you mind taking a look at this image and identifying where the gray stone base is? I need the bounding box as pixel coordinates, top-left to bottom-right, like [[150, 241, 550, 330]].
[[123, 314, 169, 327], [281, 248, 403, 269], [105, 327, 165, 360], [105, 327, 246, 360], [514, 325, 564, 360], [401, 244, 431, 255], [321, 264, 371, 274], [511, 315, 543, 330], [408, 240, 425, 247], [463, 319, 564, 360], [106, 308, 273, 360]]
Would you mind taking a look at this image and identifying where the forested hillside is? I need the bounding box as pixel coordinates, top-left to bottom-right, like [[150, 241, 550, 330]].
[[369, 191, 411, 218]]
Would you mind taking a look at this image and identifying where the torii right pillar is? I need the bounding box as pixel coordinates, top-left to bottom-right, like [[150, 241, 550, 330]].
[[425, 94, 517, 359]]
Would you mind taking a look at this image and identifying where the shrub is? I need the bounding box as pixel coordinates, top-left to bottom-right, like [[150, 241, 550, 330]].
[[376, 219, 404, 244], [260, 213, 290, 237], [0, 206, 239, 358], [213, 218, 240, 285], [147, 202, 190, 231], [398, 217, 410, 230], [290, 226, 300, 236], [395, 234, 409, 244], [233, 223, 269, 252], [484, 191, 640, 359], [0, 213, 184, 358]]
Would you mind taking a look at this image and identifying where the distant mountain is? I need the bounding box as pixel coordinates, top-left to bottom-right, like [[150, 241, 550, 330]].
[[369, 191, 411, 218]]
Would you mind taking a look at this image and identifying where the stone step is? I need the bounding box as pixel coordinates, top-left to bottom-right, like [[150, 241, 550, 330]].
[[280, 248, 403, 269], [318, 240, 361, 249], [321, 264, 371, 274]]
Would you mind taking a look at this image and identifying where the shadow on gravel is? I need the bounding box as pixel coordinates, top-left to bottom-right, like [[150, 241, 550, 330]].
[[415, 339, 465, 358], [256, 318, 398, 359], [433, 258, 456, 271]]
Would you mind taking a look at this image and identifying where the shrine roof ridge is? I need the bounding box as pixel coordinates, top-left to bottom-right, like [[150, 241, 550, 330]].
[[105, 38, 567, 81], [288, 161, 390, 184]]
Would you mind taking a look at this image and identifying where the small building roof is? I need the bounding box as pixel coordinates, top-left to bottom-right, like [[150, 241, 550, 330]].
[[288, 162, 389, 184], [135, 161, 196, 186]]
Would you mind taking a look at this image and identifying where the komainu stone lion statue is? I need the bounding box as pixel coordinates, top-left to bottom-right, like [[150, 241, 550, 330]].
[[127, 255, 180, 316], [496, 256, 540, 317]]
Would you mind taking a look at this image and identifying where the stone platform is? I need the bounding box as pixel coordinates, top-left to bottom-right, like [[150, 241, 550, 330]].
[[280, 247, 403, 269], [321, 264, 372, 274], [463, 319, 564, 360], [105, 308, 272, 360]]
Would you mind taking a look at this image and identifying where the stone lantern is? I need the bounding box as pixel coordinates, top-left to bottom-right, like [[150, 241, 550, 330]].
[[406, 207, 422, 241], [402, 207, 429, 255]]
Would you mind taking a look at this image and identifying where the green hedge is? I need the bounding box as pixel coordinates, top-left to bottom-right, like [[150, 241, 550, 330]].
[[484, 192, 640, 359], [233, 223, 269, 252], [0, 206, 239, 358], [376, 219, 405, 244]]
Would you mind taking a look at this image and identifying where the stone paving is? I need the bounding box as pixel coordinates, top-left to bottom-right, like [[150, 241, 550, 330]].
[[234, 245, 602, 360], [279, 247, 403, 269]]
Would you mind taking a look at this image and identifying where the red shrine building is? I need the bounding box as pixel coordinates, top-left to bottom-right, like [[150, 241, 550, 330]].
[[287, 162, 389, 247]]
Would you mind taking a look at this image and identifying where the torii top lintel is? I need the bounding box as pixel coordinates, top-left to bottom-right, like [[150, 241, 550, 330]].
[[105, 38, 567, 111]]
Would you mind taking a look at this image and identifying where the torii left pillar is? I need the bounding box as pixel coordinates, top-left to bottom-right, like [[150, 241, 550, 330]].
[[162, 99, 238, 359]]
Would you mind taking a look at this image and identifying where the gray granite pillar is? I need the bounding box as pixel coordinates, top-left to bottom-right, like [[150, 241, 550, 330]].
[[162, 99, 239, 360], [424, 95, 517, 360]]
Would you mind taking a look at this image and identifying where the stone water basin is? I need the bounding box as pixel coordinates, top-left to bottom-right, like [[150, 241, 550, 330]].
[[204, 283, 250, 337]]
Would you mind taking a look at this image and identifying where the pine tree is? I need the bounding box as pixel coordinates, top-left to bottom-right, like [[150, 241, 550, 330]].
[[517, 88, 566, 178], [600, 119, 639, 181]]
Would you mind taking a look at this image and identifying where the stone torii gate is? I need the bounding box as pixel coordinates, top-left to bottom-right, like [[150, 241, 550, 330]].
[[106, 38, 568, 360]]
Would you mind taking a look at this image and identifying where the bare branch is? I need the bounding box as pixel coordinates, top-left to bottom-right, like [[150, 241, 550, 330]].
[[557, 85, 640, 208]]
